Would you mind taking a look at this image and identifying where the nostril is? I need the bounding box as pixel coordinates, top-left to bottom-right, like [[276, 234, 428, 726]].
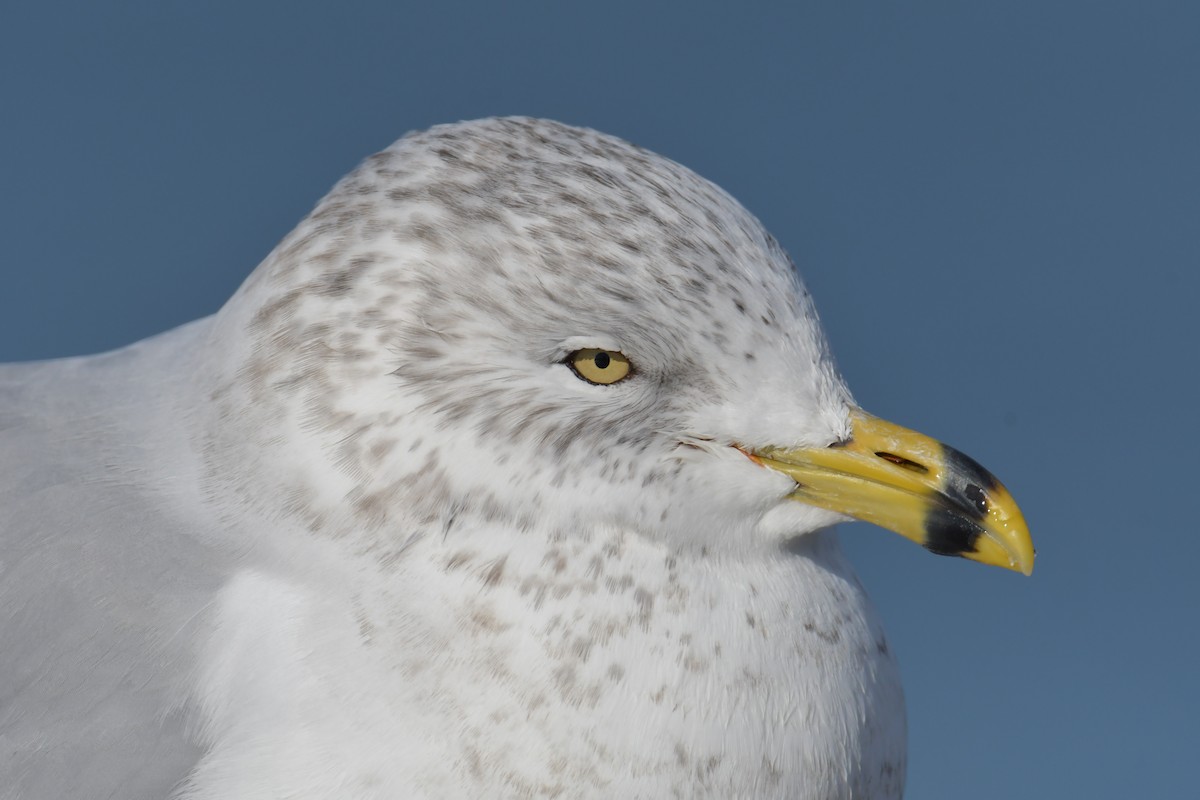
[[874, 451, 929, 474]]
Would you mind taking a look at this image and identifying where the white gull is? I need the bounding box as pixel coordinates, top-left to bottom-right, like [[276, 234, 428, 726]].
[[0, 117, 1033, 799]]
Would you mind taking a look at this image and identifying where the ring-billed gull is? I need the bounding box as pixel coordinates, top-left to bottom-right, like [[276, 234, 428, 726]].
[[0, 117, 1032, 799]]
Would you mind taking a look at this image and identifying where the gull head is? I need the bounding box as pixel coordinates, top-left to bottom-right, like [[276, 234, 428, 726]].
[[198, 117, 1031, 572]]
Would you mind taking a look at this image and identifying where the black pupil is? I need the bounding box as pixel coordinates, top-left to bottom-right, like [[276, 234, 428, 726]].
[[593, 352, 611, 370]]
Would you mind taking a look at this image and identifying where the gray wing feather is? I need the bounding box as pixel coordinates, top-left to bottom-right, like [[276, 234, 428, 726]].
[[0, 323, 226, 799]]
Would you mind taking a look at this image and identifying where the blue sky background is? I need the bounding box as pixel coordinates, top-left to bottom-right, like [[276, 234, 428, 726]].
[[2, 2, 1196, 797]]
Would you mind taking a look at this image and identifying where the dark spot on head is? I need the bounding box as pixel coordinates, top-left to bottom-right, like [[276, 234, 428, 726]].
[[481, 556, 507, 587], [802, 621, 841, 644]]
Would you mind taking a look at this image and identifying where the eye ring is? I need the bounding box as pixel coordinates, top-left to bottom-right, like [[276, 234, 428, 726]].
[[567, 348, 632, 385]]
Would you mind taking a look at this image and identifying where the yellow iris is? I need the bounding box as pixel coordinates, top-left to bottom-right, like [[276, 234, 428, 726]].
[[569, 349, 632, 385]]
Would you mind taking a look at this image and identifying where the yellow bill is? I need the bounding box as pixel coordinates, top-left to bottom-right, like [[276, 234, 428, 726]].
[[747, 410, 1034, 575]]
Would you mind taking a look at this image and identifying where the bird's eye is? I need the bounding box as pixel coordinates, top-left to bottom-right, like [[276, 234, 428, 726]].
[[567, 348, 632, 385]]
